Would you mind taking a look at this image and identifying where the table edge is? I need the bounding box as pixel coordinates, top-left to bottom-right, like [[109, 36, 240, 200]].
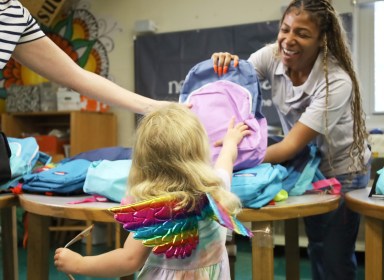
[[345, 189, 384, 220], [18, 194, 116, 222], [238, 195, 340, 222], [0, 194, 19, 208]]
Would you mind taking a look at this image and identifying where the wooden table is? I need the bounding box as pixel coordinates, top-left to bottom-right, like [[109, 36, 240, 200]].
[[346, 188, 384, 280], [0, 193, 19, 280], [18, 194, 131, 280], [237, 193, 340, 280]]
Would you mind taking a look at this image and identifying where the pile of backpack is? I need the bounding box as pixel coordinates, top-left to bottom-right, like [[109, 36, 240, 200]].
[[0, 136, 339, 209], [0, 139, 133, 203]]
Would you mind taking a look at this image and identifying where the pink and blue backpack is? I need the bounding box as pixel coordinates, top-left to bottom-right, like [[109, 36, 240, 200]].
[[180, 59, 268, 171]]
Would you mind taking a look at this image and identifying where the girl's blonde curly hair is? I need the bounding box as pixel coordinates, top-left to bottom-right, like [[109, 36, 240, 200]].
[[128, 103, 242, 214]]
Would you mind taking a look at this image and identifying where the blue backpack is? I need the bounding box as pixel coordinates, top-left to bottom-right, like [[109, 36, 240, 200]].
[[180, 59, 264, 117], [370, 167, 384, 196], [63, 146, 132, 162], [22, 159, 91, 195], [83, 159, 132, 202], [231, 163, 288, 208], [180, 59, 268, 170], [269, 136, 341, 196]]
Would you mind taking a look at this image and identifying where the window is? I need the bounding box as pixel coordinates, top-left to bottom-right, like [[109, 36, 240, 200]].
[[374, 1, 384, 112], [355, 0, 384, 129]]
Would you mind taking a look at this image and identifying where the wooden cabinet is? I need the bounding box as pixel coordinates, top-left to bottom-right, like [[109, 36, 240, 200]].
[[1, 111, 117, 158]]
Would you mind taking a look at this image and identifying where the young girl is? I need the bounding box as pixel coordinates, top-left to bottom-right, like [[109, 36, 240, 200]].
[[54, 103, 252, 279]]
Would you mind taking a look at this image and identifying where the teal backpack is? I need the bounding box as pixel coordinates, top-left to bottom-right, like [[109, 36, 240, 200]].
[[0, 137, 51, 191], [370, 167, 384, 196]]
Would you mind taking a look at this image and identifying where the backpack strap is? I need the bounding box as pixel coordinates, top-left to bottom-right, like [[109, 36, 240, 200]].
[[312, 177, 341, 195], [36, 151, 52, 166]]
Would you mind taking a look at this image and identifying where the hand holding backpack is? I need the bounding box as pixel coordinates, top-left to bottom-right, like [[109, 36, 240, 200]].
[[180, 59, 268, 171]]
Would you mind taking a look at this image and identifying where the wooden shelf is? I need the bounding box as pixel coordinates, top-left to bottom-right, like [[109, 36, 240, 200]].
[[1, 111, 117, 157], [3, 111, 74, 116]]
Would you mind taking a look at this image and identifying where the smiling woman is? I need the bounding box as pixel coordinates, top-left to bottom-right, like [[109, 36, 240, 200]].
[[211, 1, 371, 279]]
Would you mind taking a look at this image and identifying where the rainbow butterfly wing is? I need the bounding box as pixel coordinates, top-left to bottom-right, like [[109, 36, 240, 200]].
[[109, 194, 253, 259], [205, 193, 253, 238], [141, 217, 198, 258], [109, 195, 199, 259]]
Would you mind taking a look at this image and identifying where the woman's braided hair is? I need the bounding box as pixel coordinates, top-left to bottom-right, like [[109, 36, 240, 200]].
[[282, 0, 367, 171]]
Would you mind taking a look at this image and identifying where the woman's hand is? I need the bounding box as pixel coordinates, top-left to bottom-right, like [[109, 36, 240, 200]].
[[211, 52, 239, 76]]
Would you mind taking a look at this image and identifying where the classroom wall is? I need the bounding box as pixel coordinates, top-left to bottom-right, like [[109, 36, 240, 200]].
[[86, 0, 354, 146]]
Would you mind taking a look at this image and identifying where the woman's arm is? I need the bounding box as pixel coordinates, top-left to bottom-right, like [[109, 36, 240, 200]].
[[263, 121, 319, 164], [12, 37, 167, 114]]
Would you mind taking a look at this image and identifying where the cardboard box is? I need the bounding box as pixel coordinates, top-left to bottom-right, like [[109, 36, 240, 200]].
[[57, 88, 109, 112], [20, 0, 79, 27], [6, 85, 41, 113], [57, 88, 81, 111], [40, 82, 58, 112], [80, 96, 109, 113]]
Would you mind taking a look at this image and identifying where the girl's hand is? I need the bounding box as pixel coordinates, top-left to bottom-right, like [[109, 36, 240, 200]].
[[211, 52, 239, 76], [214, 117, 251, 147], [213, 117, 251, 173], [54, 247, 83, 275], [222, 117, 251, 147]]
